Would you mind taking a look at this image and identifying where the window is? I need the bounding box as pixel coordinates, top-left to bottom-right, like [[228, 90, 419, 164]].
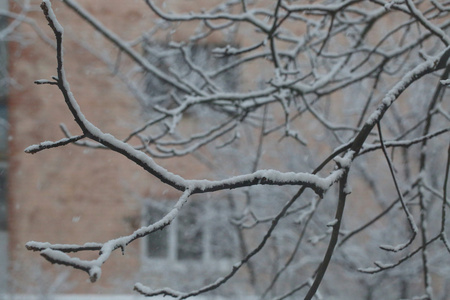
[[143, 198, 237, 264], [141, 43, 241, 266], [143, 43, 239, 110]]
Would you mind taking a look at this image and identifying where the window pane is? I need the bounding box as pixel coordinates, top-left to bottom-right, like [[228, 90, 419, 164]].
[[146, 206, 168, 258], [209, 202, 236, 259], [147, 229, 168, 258], [143, 44, 239, 109], [177, 202, 203, 260], [144, 198, 237, 262], [211, 225, 235, 259]]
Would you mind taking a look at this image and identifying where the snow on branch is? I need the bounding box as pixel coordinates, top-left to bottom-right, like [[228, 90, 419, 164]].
[[358, 235, 441, 274], [27, 189, 192, 282], [25, 241, 103, 253], [24, 135, 85, 154]]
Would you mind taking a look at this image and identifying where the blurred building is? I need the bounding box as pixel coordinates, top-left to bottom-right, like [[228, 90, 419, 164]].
[[4, 0, 258, 297]]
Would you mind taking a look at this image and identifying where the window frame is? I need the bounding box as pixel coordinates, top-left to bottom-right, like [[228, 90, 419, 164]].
[[141, 198, 237, 270], [142, 43, 240, 111]]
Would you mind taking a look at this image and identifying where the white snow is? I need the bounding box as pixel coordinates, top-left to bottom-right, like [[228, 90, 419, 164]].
[[34, 79, 53, 84], [379, 242, 407, 252], [42, 0, 64, 33], [343, 183, 352, 194], [357, 266, 379, 273], [365, 50, 445, 126], [374, 260, 393, 268], [89, 266, 102, 283], [24, 140, 54, 153], [133, 283, 153, 294], [326, 219, 338, 227], [333, 150, 355, 168]]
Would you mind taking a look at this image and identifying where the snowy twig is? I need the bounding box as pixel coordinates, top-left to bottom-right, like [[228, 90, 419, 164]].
[[304, 164, 351, 300], [25, 241, 103, 253], [405, 0, 450, 46], [24, 135, 85, 154], [358, 234, 440, 274], [29, 188, 192, 282]]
